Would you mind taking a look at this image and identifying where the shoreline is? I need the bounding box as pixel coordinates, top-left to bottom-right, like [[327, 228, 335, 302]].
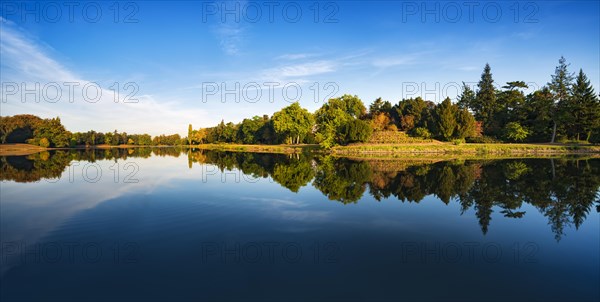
[[1, 142, 599, 158]]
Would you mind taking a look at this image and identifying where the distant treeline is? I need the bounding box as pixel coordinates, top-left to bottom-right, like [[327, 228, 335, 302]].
[[0, 114, 183, 147], [189, 57, 599, 147]]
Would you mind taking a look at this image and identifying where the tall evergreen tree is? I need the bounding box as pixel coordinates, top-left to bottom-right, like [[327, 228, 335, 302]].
[[433, 97, 458, 141], [569, 69, 600, 141], [475, 63, 500, 136], [457, 82, 476, 110], [523, 88, 555, 142], [455, 108, 477, 139], [548, 56, 574, 142]]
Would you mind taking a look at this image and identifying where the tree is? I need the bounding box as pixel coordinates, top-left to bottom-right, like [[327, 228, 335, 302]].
[[523, 88, 554, 142], [188, 124, 193, 145], [433, 97, 458, 141], [104, 132, 113, 145], [27, 117, 70, 147], [457, 82, 476, 110], [341, 119, 372, 143], [548, 56, 574, 142], [369, 97, 392, 117], [315, 95, 367, 148], [455, 108, 477, 139], [502, 81, 528, 90], [567, 69, 600, 141], [504, 122, 530, 142], [272, 102, 314, 144], [0, 114, 43, 143], [394, 97, 430, 131], [497, 81, 528, 126], [475, 63, 500, 136], [370, 112, 392, 131], [238, 116, 267, 144], [111, 130, 120, 145]]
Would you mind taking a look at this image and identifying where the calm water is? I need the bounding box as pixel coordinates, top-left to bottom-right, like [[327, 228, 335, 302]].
[[1, 149, 599, 301]]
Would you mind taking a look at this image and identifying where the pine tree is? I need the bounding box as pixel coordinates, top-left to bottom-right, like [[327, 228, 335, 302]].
[[548, 56, 574, 142], [434, 97, 458, 141], [457, 82, 476, 110], [475, 63, 500, 136], [570, 69, 600, 141], [455, 108, 477, 139]]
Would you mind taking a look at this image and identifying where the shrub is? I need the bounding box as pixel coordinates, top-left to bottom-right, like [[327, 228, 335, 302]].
[[385, 124, 398, 131], [412, 127, 431, 139], [452, 138, 465, 145], [341, 119, 372, 144], [503, 122, 530, 142]]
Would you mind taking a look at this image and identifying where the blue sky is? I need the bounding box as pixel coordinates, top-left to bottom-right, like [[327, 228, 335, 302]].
[[1, 0, 599, 135]]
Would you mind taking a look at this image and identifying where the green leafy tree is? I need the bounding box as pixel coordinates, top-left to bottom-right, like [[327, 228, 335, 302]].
[[272, 102, 314, 144], [412, 127, 431, 139], [394, 97, 430, 131], [497, 81, 528, 126], [315, 95, 367, 148], [504, 122, 530, 142], [27, 117, 70, 147], [104, 132, 113, 145], [341, 119, 372, 143]]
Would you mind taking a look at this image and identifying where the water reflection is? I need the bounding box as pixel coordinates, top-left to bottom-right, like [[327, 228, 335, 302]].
[[0, 147, 182, 182], [188, 151, 600, 241], [2, 149, 599, 241]]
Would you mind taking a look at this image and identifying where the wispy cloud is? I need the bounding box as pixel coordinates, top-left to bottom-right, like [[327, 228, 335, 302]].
[[262, 60, 336, 79], [0, 21, 210, 135], [372, 55, 417, 68], [209, 1, 249, 56], [214, 23, 245, 56], [276, 53, 316, 60]]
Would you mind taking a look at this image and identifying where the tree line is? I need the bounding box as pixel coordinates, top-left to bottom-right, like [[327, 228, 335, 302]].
[[189, 57, 599, 147], [2, 57, 598, 148], [0, 114, 184, 147]]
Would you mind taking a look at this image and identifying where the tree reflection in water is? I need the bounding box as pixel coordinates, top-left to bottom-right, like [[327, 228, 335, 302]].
[[2, 149, 599, 240]]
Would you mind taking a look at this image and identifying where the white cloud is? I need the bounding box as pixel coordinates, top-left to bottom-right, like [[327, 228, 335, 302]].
[[276, 53, 315, 60], [260, 60, 337, 82], [0, 21, 210, 136], [214, 23, 245, 56]]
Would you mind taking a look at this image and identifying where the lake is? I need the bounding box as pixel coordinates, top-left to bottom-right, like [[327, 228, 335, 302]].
[[1, 148, 599, 301]]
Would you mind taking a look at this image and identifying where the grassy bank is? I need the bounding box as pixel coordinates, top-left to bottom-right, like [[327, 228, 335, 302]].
[[0, 144, 48, 156], [2, 142, 599, 158], [190, 143, 320, 154], [332, 142, 600, 156]]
